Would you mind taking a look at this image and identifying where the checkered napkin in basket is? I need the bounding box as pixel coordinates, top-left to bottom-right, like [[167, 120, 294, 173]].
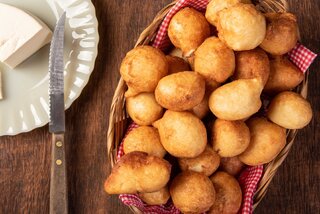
[[116, 0, 317, 213]]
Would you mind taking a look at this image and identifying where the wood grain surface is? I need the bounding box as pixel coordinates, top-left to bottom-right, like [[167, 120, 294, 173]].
[[0, 0, 319, 213]]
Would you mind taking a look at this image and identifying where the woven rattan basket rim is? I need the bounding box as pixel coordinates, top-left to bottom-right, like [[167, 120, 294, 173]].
[[107, 0, 309, 213]]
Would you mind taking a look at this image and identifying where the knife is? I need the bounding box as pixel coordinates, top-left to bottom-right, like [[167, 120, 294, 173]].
[[48, 12, 68, 214]]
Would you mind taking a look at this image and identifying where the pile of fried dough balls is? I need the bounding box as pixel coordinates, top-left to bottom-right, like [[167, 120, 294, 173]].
[[105, 0, 313, 213]]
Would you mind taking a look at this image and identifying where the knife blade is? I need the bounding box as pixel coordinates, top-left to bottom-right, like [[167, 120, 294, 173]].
[[48, 12, 68, 214], [49, 12, 66, 134]]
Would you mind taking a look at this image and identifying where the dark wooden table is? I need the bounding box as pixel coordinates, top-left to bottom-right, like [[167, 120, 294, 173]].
[[0, 0, 319, 213]]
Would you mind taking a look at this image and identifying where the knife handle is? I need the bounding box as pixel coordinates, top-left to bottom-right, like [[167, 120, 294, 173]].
[[50, 133, 68, 214]]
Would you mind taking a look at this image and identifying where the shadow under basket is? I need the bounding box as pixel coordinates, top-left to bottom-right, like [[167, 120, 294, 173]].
[[107, 0, 309, 213]]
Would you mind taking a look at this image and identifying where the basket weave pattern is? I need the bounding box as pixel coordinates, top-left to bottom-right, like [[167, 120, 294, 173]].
[[107, 0, 310, 212]]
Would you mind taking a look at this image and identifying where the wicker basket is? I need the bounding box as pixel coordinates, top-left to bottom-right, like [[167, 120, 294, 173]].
[[107, 0, 309, 213]]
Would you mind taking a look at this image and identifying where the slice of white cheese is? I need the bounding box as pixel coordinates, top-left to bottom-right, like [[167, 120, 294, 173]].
[[0, 3, 52, 68]]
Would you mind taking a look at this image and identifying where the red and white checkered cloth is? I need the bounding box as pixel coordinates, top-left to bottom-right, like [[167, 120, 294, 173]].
[[287, 43, 317, 73], [116, 0, 317, 213]]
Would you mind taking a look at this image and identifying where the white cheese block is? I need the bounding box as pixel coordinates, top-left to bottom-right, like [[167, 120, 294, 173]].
[[0, 3, 52, 68]]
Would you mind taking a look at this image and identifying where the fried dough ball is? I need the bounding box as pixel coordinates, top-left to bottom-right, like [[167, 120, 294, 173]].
[[187, 54, 195, 71], [211, 119, 250, 157], [123, 126, 166, 158], [126, 93, 163, 125], [232, 48, 270, 86], [120, 46, 168, 97], [191, 91, 210, 119], [205, 0, 251, 26], [153, 110, 207, 158], [267, 91, 312, 129], [178, 146, 221, 176], [264, 56, 304, 93], [169, 48, 188, 61], [190, 81, 220, 116], [155, 72, 205, 111], [170, 171, 216, 213], [209, 171, 242, 214], [194, 37, 235, 83], [104, 152, 171, 194], [168, 7, 210, 57], [166, 55, 190, 74], [169, 48, 193, 70], [217, 3, 266, 51], [138, 186, 170, 205], [220, 157, 245, 176], [206, 80, 221, 93], [239, 117, 286, 166], [260, 13, 298, 55], [209, 78, 263, 120]]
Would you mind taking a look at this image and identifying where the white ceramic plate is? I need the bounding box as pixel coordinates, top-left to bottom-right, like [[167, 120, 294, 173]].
[[0, 0, 99, 136]]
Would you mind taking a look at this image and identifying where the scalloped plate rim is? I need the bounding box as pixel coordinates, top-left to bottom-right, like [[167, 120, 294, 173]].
[[0, 0, 99, 136]]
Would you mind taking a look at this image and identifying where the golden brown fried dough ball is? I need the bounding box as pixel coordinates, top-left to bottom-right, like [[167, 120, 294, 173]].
[[264, 56, 304, 93], [191, 91, 210, 119], [178, 146, 220, 176], [120, 46, 168, 97], [169, 48, 193, 70], [205, 0, 251, 26], [260, 13, 298, 55], [155, 72, 205, 111], [217, 3, 266, 51], [194, 37, 235, 83], [220, 157, 245, 176], [123, 126, 166, 158], [170, 171, 216, 213], [169, 48, 188, 61], [209, 78, 263, 120], [187, 54, 195, 71], [191, 101, 209, 119], [168, 7, 210, 57], [206, 80, 221, 93], [126, 93, 163, 125], [205, 0, 239, 26], [166, 55, 190, 74], [104, 152, 171, 194], [138, 186, 170, 205], [267, 91, 312, 129], [232, 48, 270, 86], [239, 117, 286, 166], [209, 171, 242, 214], [211, 119, 250, 157], [153, 110, 207, 158]]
